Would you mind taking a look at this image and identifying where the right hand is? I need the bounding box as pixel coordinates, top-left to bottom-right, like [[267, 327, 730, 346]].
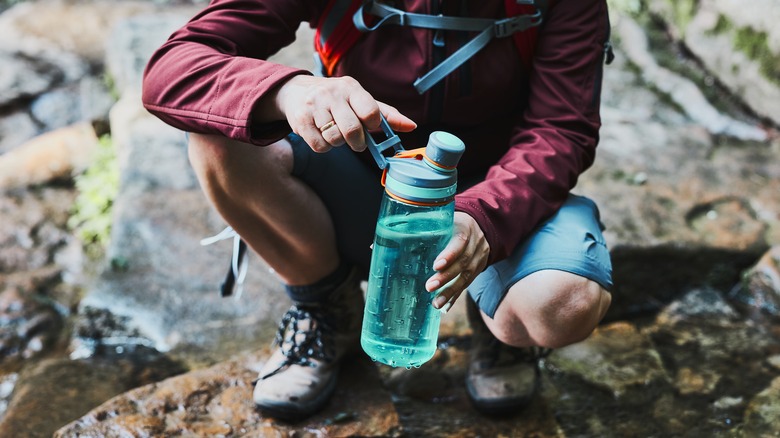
[[270, 75, 417, 153]]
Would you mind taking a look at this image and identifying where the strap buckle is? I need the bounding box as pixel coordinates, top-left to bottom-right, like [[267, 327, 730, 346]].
[[494, 11, 542, 38]]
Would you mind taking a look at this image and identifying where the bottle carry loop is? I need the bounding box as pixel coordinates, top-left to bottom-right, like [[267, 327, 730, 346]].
[[364, 114, 404, 170]]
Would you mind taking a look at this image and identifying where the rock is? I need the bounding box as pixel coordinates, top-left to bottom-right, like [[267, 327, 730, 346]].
[[0, 268, 64, 366], [105, 13, 195, 95], [0, 123, 100, 190], [647, 0, 780, 127], [546, 322, 669, 398], [0, 349, 185, 438], [612, 13, 767, 141], [743, 377, 780, 435], [728, 245, 780, 319], [579, 38, 779, 318], [0, 187, 77, 273], [29, 77, 116, 131], [55, 350, 401, 437], [0, 110, 39, 155], [0, 50, 64, 107], [0, 1, 160, 66]]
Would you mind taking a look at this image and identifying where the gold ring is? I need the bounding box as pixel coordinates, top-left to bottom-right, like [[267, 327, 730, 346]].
[[319, 120, 337, 133]]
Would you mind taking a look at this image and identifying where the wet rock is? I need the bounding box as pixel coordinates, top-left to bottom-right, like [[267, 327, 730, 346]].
[[728, 245, 780, 320], [55, 351, 401, 437], [546, 322, 669, 398], [0, 346, 185, 438], [0, 268, 64, 366], [743, 377, 780, 435], [649, 288, 776, 361], [645, 288, 778, 407], [0, 187, 77, 275], [0, 373, 18, 420]]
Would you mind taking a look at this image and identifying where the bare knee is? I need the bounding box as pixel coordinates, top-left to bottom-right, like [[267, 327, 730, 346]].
[[488, 270, 611, 349]]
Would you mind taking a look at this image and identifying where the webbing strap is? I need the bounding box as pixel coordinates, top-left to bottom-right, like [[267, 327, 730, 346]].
[[353, 0, 542, 94]]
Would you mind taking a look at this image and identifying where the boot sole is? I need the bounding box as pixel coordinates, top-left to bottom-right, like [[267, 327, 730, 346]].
[[464, 375, 538, 417], [255, 373, 339, 422]]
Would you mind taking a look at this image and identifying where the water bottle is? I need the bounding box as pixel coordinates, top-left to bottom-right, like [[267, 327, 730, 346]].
[[361, 117, 465, 368]]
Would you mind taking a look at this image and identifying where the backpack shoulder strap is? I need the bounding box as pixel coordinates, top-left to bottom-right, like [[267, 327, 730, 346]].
[[505, 0, 549, 70], [314, 0, 363, 77], [315, 0, 549, 83]]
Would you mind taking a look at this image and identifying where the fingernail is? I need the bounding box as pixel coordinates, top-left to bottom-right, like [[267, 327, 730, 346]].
[[433, 259, 446, 270], [426, 279, 440, 291], [433, 295, 447, 309], [439, 301, 453, 314]]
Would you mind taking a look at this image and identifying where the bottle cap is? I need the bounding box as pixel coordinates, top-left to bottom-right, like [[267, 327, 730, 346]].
[[384, 132, 465, 205], [424, 131, 465, 169]]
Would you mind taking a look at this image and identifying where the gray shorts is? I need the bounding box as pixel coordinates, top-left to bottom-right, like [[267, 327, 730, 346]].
[[288, 134, 613, 318]]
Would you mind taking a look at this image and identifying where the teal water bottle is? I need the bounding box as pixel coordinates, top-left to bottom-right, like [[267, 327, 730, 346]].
[[361, 117, 465, 368]]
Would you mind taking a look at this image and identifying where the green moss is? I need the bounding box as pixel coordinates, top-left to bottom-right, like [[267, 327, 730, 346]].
[[733, 26, 780, 87], [708, 14, 732, 36], [665, 0, 699, 35], [68, 135, 120, 256]]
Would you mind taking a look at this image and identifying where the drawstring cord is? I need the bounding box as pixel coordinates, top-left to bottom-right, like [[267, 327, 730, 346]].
[[200, 226, 248, 299]]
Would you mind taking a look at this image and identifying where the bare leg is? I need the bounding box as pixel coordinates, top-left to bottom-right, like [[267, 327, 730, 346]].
[[187, 133, 339, 286], [482, 269, 612, 349]]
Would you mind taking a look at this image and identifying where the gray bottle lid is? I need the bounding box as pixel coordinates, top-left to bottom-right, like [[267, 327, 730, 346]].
[[384, 131, 465, 204], [424, 131, 465, 169]]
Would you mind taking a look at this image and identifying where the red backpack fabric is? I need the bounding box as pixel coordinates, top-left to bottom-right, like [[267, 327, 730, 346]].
[[314, 0, 544, 78]]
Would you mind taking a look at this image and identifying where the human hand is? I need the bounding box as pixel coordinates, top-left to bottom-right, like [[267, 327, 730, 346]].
[[425, 212, 491, 311], [272, 75, 417, 153]]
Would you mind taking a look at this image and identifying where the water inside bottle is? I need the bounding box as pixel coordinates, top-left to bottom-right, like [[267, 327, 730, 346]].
[[361, 211, 452, 368]]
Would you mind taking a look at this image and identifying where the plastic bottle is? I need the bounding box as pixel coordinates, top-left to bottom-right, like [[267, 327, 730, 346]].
[[361, 118, 465, 368]]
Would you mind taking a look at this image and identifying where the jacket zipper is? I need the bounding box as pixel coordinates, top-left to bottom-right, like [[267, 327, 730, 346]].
[[428, 0, 445, 123], [457, 0, 471, 97], [591, 14, 614, 108]]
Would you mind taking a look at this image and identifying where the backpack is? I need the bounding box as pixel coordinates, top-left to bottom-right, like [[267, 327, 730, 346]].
[[314, 0, 550, 94]]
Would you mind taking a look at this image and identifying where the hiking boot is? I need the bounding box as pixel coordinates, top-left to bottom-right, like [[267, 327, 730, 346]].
[[465, 296, 546, 415], [253, 269, 364, 421]]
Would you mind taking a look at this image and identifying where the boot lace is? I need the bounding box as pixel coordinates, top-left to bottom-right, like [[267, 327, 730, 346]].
[[260, 305, 336, 379]]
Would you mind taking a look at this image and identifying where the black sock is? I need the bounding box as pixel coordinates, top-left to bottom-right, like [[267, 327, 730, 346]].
[[284, 261, 353, 304]]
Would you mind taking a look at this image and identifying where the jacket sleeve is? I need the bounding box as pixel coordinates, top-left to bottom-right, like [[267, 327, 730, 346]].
[[142, 0, 325, 145], [454, 0, 610, 265]]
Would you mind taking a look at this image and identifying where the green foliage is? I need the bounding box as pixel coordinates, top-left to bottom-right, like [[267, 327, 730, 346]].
[[734, 26, 780, 87], [68, 135, 120, 254]]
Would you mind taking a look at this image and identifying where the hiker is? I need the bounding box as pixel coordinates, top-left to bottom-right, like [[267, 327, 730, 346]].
[[142, 0, 614, 420]]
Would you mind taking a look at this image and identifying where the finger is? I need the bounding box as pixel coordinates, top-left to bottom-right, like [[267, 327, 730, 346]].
[[431, 231, 469, 274], [330, 102, 366, 152], [299, 124, 333, 153], [349, 91, 382, 131], [312, 110, 334, 135], [378, 102, 417, 132], [288, 108, 332, 153], [319, 118, 346, 147], [432, 289, 465, 313]]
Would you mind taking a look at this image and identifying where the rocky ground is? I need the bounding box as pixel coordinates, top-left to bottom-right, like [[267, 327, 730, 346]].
[[1, 1, 780, 437]]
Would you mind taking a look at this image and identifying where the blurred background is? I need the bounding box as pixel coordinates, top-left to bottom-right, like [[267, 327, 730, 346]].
[[0, 0, 779, 436]]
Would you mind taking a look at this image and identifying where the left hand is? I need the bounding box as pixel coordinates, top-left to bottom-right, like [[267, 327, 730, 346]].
[[425, 212, 491, 310]]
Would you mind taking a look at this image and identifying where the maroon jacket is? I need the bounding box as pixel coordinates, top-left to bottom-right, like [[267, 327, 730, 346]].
[[142, 0, 610, 265]]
